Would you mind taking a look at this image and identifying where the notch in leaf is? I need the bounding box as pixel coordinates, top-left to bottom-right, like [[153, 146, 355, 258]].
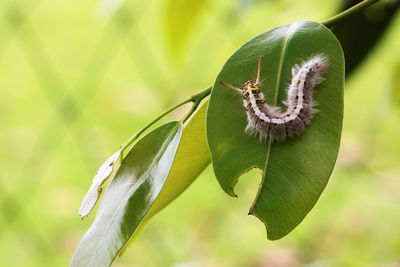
[[207, 21, 344, 240]]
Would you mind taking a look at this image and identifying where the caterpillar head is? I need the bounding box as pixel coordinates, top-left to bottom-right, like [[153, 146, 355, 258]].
[[218, 80, 257, 94]]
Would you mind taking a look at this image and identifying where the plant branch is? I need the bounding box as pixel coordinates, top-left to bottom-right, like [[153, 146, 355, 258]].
[[322, 0, 381, 28], [182, 86, 212, 123], [120, 86, 212, 157]]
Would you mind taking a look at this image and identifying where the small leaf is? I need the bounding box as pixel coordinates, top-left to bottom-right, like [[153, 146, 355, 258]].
[[207, 21, 344, 240], [78, 150, 121, 219], [71, 121, 183, 267]]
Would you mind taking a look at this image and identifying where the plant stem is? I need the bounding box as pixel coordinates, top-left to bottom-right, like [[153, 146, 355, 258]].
[[120, 86, 212, 157], [322, 0, 381, 28], [182, 86, 212, 123]]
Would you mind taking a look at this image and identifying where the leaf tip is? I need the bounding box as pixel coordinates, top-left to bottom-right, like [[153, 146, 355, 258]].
[[266, 229, 285, 241], [78, 187, 99, 218]]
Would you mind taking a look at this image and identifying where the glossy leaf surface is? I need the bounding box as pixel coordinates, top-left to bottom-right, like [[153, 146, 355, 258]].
[[145, 102, 210, 216], [207, 21, 344, 240], [71, 121, 183, 267], [121, 102, 211, 252]]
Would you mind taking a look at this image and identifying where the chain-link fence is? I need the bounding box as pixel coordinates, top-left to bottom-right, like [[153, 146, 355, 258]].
[[1, 1, 400, 266]]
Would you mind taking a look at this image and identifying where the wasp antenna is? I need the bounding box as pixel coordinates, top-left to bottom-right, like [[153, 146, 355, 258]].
[[256, 56, 263, 84], [218, 80, 241, 91]]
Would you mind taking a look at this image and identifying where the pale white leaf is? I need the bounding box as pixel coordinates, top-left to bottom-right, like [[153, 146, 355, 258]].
[[78, 150, 121, 219]]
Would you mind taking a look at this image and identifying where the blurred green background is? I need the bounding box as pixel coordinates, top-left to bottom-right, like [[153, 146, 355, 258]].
[[1, 0, 400, 266]]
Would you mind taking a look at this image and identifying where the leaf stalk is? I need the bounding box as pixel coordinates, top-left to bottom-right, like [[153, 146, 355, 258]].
[[120, 86, 212, 158], [322, 0, 381, 28]]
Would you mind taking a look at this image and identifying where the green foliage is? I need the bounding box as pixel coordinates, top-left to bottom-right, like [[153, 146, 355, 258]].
[[142, 102, 210, 218], [69, 1, 397, 265], [207, 21, 344, 239], [74, 20, 346, 264], [71, 121, 183, 266], [72, 103, 211, 266], [1, 0, 399, 266], [126, 102, 210, 247]]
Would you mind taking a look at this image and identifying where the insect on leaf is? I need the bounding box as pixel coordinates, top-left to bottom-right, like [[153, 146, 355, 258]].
[[206, 21, 344, 240]]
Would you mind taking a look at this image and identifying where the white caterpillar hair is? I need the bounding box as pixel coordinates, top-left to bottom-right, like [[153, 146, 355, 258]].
[[219, 54, 328, 141]]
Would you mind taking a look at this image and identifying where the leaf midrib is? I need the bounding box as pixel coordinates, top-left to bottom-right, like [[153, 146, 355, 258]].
[[249, 22, 297, 213]]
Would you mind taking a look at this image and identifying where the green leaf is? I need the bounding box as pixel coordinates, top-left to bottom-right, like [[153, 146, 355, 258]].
[[120, 101, 211, 253], [206, 21, 344, 240], [145, 102, 210, 216], [71, 121, 183, 267]]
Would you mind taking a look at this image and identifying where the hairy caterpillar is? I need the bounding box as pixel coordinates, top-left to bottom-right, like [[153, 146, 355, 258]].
[[219, 55, 327, 141]]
